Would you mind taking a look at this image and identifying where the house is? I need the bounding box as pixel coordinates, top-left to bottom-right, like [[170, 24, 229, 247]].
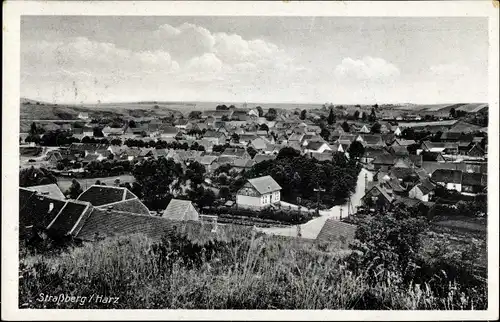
[[304, 141, 332, 154], [233, 158, 255, 170], [461, 173, 487, 194], [238, 133, 258, 145], [25, 183, 66, 200], [372, 154, 396, 171], [45, 150, 64, 166], [174, 119, 189, 130], [162, 199, 199, 221], [19, 188, 93, 239], [467, 143, 486, 158], [393, 126, 402, 137], [249, 137, 269, 151], [361, 184, 394, 210], [160, 126, 179, 139], [82, 126, 94, 138], [421, 141, 459, 155], [221, 147, 250, 159], [78, 112, 89, 120], [357, 134, 385, 147], [315, 219, 357, 246], [392, 139, 416, 147], [408, 179, 436, 202], [253, 153, 277, 164], [236, 176, 282, 209], [431, 169, 463, 192], [389, 145, 410, 157], [198, 155, 219, 172], [358, 125, 370, 134], [77, 185, 150, 215], [361, 147, 387, 164], [203, 130, 227, 145]]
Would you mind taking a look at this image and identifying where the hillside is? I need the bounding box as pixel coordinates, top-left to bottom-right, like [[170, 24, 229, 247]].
[[20, 98, 183, 121]]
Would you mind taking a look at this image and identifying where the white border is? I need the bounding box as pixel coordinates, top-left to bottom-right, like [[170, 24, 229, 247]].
[[2, 1, 499, 320]]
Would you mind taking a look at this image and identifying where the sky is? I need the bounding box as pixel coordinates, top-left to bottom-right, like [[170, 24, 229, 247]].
[[21, 16, 488, 104]]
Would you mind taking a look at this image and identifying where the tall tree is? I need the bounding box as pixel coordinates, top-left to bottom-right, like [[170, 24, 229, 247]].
[[341, 121, 350, 133], [370, 122, 381, 134], [449, 107, 456, 118], [300, 109, 307, 120], [256, 106, 264, 117], [348, 141, 365, 160], [320, 128, 330, 141], [65, 179, 83, 199], [327, 109, 336, 125]]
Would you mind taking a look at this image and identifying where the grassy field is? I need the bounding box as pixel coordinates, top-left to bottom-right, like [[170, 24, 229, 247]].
[[56, 174, 135, 192], [19, 222, 487, 309]]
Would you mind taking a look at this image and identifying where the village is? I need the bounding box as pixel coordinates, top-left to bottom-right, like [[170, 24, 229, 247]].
[[19, 101, 488, 244]]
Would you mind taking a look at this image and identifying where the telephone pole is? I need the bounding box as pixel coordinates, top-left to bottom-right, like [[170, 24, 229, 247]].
[[313, 186, 326, 210]]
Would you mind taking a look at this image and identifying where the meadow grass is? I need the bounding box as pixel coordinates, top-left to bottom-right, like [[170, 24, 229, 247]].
[[19, 228, 486, 310]]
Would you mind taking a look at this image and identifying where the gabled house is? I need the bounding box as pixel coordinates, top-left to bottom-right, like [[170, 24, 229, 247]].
[[203, 130, 227, 145], [467, 143, 486, 158], [197, 155, 219, 172], [361, 184, 394, 210], [253, 153, 277, 164], [162, 199, 199, 221], [358, 125, 370, 134], [236, 176, 282, 209], [304, 141, 332, 154], [221, 147, 250, 159], [372, 153, 396, 171], [249, 137, 269, 151], [461, 173, 487, 194], [160, 126, 179, 139], [25, 183, 66, 200], [77, 185, 150, 216], [408, 179, 436, 202], [431, 169, 463, 192]]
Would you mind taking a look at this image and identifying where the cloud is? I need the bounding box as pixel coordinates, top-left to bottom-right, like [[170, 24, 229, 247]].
[[334, 56, 400, 82], [429, 63, 471, 78]]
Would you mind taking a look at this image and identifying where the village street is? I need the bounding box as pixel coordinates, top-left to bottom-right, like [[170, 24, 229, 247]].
[[256, 167, 373, 239]]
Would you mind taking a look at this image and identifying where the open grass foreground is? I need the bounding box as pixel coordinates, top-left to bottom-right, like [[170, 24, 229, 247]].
[[19, 208, 487, 310]]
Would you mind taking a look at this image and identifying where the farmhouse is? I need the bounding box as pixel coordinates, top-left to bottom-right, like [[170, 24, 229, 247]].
[[236, 175, 282, 209], [162, 199, 199, 221], [431, 169, 463, 193]]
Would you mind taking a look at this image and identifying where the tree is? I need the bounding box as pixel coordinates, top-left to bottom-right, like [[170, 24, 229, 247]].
[[348, 141, 365, 160], [369, 108, 377, 122], [370, 122, 381, 134], [320, 128, 330, 141], [19, 167, 57, 187], [300, 109, 307, 120], [277, 147, 301, 159], [216, 104, 229, 110], [188, 111, 202, 119], [265, 108, 277, 121], [247, 146, 257, 158], [66, 179, 83, 199], [29, 122, 38, 136], [219, 186, 230, 200], [341, 121, 350, 133], [185, 161, 206, 187], [111, 138, 122, 146], [132, 157, 184, 210], [231, 133, 240, 143], [327, 109, 336, 125], [256, 106, 264, 117], [128, 120, 137, 128], [93, 127, 104, 137], [449, 107, 456, 118], [259, 123, 269, 132], [221, 115, 230, 121], [347, 204, 428, 284], [353, 111, 360, 119]]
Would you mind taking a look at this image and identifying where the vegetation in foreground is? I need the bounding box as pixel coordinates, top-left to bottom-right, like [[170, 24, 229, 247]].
[[19, 204, 486, 310]]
